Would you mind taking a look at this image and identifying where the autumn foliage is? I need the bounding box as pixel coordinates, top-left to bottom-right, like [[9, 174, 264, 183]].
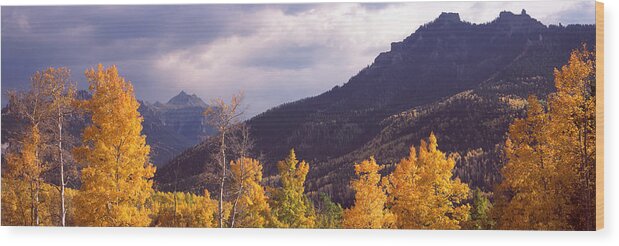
[[150, 190, 218, 227], [495, 46, 596, 230], [229, 157, 274, 228], [2, 67, 76, 226], [342, 157, 394, 229], [1, 46, 597, 229], [385, 133, 470, 229], [72, 65, 156, 226], [341, 133, 470, 229]]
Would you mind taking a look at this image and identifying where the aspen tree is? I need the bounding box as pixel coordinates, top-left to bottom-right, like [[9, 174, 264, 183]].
[[342, 157, 394, 229], [204, 92, 244, 228], [549, 46, 596, 230], [2, 68, 73, 225], [44, 67, 76, 226], [73, 65, 155, 226], [229, 157, 273, 227], [495, 47, 596, 230], [385, 133, 470, 229]]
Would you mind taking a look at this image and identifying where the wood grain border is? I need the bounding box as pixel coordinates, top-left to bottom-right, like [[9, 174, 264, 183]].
[[596, 1, 604, 231]]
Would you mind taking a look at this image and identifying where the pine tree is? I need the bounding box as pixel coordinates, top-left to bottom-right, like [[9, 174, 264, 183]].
[[342, 157, 394, 229], [385, 133, 470, 229], [269, 149, 315, 228], [465, 188, 494, 230], [316, 193, 343, 229], [73, 64, 155, 226]]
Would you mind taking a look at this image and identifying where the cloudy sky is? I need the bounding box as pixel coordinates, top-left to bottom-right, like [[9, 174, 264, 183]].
[[1, 0, 595, 117]]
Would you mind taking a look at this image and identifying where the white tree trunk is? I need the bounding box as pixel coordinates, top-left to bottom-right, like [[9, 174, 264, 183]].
[[59, 113, 66, 227], [219, 131, 226, 228]]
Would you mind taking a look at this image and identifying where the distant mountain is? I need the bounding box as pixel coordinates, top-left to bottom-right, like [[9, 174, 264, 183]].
[[155, 10, 595, 205], [166, 90, 208, 108], [140, 91, 215, 165], [1, 90, 213, 168], [139, 101, 193, 167]]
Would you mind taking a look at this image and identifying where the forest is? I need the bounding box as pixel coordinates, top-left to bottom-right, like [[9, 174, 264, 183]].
[[1, 46, 596, 230]]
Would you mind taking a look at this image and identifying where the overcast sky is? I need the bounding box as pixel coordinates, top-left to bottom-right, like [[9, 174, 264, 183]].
[[1, 1, 595, 117]]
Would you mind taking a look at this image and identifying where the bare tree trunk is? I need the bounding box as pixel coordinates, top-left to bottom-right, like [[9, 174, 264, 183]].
[[228, 124, 253, 228], [230, 190, 240, 228], [35, 181, 40, 225], [34, 139, 40, 226], [204, 92, 244, 228], [581, 88, 594, 230], [59, 110, 66, 227], [8, 67, 75, 227], [30, 181, 36, 226], [219, 131, 226, 228], [582, 106, 589, 229]]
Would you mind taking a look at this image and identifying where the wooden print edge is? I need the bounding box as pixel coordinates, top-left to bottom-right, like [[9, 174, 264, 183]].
[[596, 0, 604, 231]]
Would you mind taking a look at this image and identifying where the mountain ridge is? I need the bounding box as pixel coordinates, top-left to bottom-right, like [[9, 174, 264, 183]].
[[154, 10, 594, 205]]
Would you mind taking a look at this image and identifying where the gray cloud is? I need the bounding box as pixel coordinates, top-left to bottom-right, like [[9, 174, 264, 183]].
[[241, 44, 323, 70], [1, 1, 595, 117]]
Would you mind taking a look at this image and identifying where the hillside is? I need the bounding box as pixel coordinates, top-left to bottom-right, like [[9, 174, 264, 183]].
[[153, 10, 594, 205]]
